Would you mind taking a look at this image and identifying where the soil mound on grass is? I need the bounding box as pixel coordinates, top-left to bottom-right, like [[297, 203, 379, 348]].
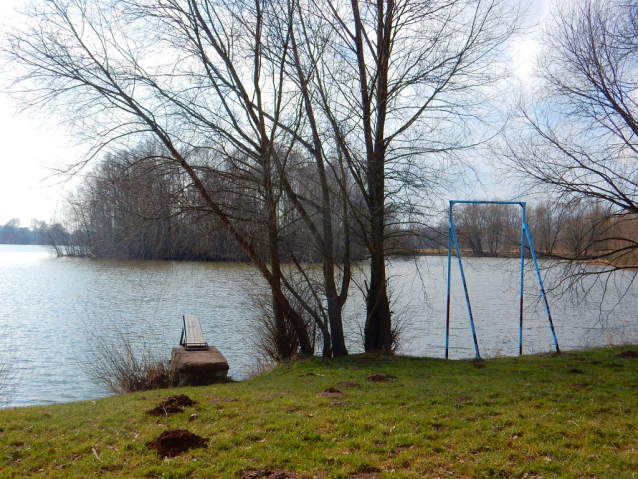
[[366, 374, 396, 382], [164, 395, 197, 407], [619, 350, 638, 358], [145, 394, 197, 416], [242, 469, 297, 478], [145, 404, 184, 416], [449, 396, 472, 402], [207, 397, 239, 404], [146, 429, 207, 458], [317, 387, 344, 398]]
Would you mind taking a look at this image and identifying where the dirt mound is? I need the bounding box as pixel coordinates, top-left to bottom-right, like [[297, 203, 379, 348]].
[[335, 382, 362, 388], [316, 387, 343, 398], [146, 429, 207, 458], [145, 404, 184, 416], [568, 368, 584, 374], [206, 397, 238, 404], [241, 469, 297, 478], [145, 394, 197, 416], [619, 350, 638, 358], [349, 467, 381, 479], [448, 396, 472, 402], [366, 374, 396, 382], [164, 395, 197, 407]]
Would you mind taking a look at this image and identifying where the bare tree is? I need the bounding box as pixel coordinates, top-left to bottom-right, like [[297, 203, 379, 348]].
[[5, 0, 316, 357], [5, 0, 518, 357], [506, 0, 638, 278], [290, 0, 520, 351], [133, 0, 355, 357], [527, 200, 568, 256]]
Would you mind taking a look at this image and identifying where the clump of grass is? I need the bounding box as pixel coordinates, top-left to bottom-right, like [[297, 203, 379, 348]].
[[0, 351, 14, 407], [84, 338, 172, 394], [82, 320, 172, 394], [0, 330, 16, 407]]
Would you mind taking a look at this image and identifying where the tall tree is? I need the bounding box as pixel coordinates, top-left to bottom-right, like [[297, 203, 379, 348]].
[[291, 0, 519, 351], [6, 0, 315, 357], [506, 0, 638, 274], [5, 0, 518, 356]]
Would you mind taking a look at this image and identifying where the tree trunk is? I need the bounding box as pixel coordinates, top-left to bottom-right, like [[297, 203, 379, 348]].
[[364, 160, 392, 352]]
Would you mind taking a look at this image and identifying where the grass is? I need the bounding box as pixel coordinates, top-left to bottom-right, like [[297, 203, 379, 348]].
[[1, 346, 638, 478]]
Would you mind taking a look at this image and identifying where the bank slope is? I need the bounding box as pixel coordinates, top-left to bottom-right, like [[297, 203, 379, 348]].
[[1, 346, 637, 478]]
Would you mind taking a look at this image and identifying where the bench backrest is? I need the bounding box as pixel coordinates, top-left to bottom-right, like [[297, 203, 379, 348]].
[[180, 314, 208, 350]]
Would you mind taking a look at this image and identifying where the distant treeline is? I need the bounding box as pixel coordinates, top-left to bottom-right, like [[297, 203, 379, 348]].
[[42, 148, 372, 262], [0, 219, 44, 245], [430, 202, 638, 265], [40, 148, 637, 265]]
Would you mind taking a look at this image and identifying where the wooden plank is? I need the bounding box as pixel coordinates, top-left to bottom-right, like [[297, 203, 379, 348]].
[[182, 314, 207, 349]]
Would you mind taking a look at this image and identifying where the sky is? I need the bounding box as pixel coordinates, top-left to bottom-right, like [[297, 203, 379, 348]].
[[0, 0, 551, 227]]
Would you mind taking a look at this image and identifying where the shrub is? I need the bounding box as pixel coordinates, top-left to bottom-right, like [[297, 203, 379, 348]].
[[0, 354, 14, 407], [82, 320, 173, 394]]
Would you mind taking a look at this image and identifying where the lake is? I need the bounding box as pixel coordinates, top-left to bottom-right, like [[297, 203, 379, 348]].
[[1, 245, 636, 408]]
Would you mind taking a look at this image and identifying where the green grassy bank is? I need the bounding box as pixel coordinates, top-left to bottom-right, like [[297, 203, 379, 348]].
[[1, 346, 637, 478]]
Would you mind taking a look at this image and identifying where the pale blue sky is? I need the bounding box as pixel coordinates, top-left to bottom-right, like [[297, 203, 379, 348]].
[[0, 0, 82, 226], [0, 0, 551, 226]]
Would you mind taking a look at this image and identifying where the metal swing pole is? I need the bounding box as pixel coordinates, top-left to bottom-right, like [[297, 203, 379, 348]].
[[523, 222, 561, 353], [445, 200, 558, 359], [519, 203, 526, 356], [445, 203, 453, 359], [450, 215, 481, 360]]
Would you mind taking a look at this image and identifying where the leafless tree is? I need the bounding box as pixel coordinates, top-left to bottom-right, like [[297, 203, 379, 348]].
[[506, 0, 638, 283], [5, 0, 518, 357], [527, 200, 568, 256], [454, 203, 516, 255], [4, 0, 319, 358], [289, 0, 520, 350]]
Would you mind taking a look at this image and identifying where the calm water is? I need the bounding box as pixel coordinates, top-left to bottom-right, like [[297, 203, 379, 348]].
[[1, 245, 636, 408]]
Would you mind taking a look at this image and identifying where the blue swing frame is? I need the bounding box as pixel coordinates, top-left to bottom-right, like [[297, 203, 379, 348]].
[[445, 200, 560, 360]]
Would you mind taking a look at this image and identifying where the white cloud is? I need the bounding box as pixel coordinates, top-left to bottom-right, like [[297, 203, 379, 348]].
[[511, 0, 551, 84]]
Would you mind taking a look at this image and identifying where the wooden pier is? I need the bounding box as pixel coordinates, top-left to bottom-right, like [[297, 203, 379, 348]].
[[172, 314, 229, 386]]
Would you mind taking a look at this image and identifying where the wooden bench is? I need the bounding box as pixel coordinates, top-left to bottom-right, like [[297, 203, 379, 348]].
[[180, 314, 208, 350]]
